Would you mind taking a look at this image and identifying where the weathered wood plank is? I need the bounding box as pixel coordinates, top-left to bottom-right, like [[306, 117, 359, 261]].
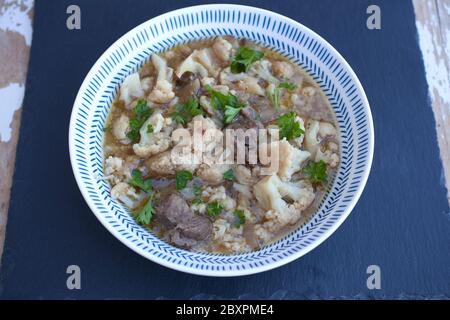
[[413, 0, 450, 203], [0, 0, 33, 260]]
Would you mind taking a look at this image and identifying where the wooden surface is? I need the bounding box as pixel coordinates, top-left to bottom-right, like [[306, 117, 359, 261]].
[[0, 0, 449, 266], [0, 0, 33, 261], [413, 0, 450, 204]]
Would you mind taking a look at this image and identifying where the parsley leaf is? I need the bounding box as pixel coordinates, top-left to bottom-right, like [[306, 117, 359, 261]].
[[191, 198, 203, 205], [269, 81, 297, 109], [278, 81, 297, 91], [170, 97, 203, 125], [128, 169, 152, 193], [233, 209, 246, 227], [206, 86, 245, 123], [231, 47, 264, 74], [147, 124, 153, 133], [192, 185, 202, 197], [224, 105, 244, 124], [175, 170, 193, 190], [303, 160, 328, 184], [135, 195, 155, 226], [206, 201, 224, 217], [223, 169, 235, 181], [127, 100, 153, 142], [276, 112, 304, 140]]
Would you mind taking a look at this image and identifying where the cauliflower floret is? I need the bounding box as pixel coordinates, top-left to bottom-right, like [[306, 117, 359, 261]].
[[234, 165, 255, 185], [175, 52, 209, 78], [219, 67, 265, 96], [233, 182, 253, 199], [277, 139, 310, 181], [140, 77, 153, 93], [105, 156, 123, 176], [272, 60, 294, 79], [260, 139, 310, 181], [197, 163, 231, 184], [112, 114, 131, 145], [148, 54, 175, 103], [193, 48, 220, 78], [305, 120, 339, 168], [235, 77, 265, 96], [119, 72, 145, 106], [213, 218, 250, 253], [201, 77, 216, 87], [212, 37, 233, 62], [203, 186, 236, 211], [104, 155, 141, 185], [110, 182, 147, 209], [132, 113, 173, 158], [249, 60, 279, 85], [253, 175, 314, 226], [145, 151, 175, 175], [253, 176, 314, 241]]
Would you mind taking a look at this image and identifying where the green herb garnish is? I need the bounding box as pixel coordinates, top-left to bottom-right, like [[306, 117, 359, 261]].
[[147, 124, 153, 133], [230, 47, 264, 73], [127, 100, 153, 142], [269, 81, 297, 109], [135, 195, 155, 226], [206, 86, 245, 123], [170, 97, 203, 125], [276, 112, 304, 141], [303, 160, 328, 184], [175, 170, 193, 190], [206, 201, 224, 217], [192, 185, 202, 197], [233, 209, 246, 227], [223, 169, 235, 181], [128, 169, 152, 193], [224, 105, 244, 124], [191, 198, 203, 205]]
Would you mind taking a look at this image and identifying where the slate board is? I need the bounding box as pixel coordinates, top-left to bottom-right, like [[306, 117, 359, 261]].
[[1, 0, 449, 299]]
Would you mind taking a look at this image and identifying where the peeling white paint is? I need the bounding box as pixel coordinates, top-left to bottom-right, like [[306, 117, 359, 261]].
[[415, 15, 450, 107], [0, 0, 33, 46], [0, 83, 24, 142]]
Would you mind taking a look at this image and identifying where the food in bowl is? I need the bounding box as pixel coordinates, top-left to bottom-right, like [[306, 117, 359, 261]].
[[103, 36, 340, 254]]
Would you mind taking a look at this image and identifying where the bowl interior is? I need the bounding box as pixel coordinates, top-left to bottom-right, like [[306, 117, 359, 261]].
[[69, 4, 373, 276]]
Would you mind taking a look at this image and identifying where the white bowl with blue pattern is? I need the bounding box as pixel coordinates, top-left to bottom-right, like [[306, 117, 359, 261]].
[[69, 4, 374, 276]]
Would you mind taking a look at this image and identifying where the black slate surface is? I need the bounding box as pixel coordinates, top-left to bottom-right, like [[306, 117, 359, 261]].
[[1, 0, 449, 299]]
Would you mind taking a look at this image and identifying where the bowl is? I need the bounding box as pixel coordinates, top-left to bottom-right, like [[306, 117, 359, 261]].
[[69, 4, 374, 276]]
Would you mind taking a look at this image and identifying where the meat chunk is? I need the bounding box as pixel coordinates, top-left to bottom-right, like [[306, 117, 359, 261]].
[[157, 194, 212, 247]]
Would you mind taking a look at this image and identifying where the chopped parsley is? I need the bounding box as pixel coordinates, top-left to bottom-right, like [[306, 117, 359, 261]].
[[233, 209, 246, 227], [192, 185, 202, 197], [223, 169, 235, 181], [128, 169, 152, 193], [230, 47, 264, 73], [269, 81, 297, 109], [303, 160, 328, 184], [276, 112, 304, 141], [191, 198, 203, 205], [206, 86, 245, 123], [206, 201, 224, 217], [135, 195, 155, 226], [127, 100, 153, 142], [175, 170, 193, 190], [170, 97, 203, 125], [147, 124, 153, 133]]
